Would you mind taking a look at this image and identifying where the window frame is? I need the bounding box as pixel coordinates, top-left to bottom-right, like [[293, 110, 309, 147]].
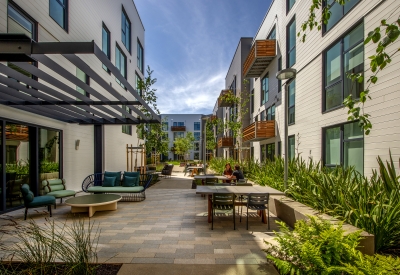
[[266, 143, 275, 161], [115, 43, 127, 89], [278, 57, 282, 92], [287, 0, 296, 14], [135, 72, 142, 97], [8, 2, 38, 41], [286, 16, 296, 68], [322, 121, 364, 174], [267, 25, 276, 40], [102, 23, 111, 74], [322, 0, 361, 34], [194, 122, 200, 131], [137, 39, 144, 73], [261, 73, 269, 105], [288, 135, 295, 160], [288, 80, 295, 125], [121, 6, 131, 53], [322, 21, 364, 113], [49, 0, 68, 32], [122, 105, 132, 135], [250, 89, 254, 114]]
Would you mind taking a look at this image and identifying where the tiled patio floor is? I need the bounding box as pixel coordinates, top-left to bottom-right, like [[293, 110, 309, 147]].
[[0, 172, 280, 273]]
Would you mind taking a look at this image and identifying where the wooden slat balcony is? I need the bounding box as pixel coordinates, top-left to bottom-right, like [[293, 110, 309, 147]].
[[243, 40, 276, 78], [171, 126, 186, 131], [218, 137, 234, 148], [209, 115, 218, 121], [218, 89, 234, 108], [6, 125, 29, 141], [243, 120, 275, 143]]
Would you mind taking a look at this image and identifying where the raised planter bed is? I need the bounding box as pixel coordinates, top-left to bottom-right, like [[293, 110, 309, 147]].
[[268, 195, 375, 255]]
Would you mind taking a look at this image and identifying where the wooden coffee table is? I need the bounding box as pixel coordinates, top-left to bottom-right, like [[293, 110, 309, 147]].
[[65, 194, 122, 217]]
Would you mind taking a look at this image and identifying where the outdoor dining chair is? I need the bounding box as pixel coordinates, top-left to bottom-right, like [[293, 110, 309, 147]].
[[212, 193, 236, 230], [246, 193, 270, 230]]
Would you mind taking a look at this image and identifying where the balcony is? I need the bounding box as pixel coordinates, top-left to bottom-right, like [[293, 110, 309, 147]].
[[218, 89, 234, 108], [171, 126, 186, 131], [243, 40, 276, 78], [243, 121, 275, 142], [218, 137, 234, 148]]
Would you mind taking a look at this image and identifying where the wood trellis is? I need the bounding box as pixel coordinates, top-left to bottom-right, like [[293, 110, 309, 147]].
[[126, 144, 146, 174]]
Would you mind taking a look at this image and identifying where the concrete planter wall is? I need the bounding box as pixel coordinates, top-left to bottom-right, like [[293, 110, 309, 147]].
[[269, 195, 375, 255]]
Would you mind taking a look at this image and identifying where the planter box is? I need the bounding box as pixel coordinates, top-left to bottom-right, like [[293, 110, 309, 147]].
[[269, 195, 375, 255]]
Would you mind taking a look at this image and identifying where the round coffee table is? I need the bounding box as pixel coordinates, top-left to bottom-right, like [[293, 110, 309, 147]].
[[65, 194, 122, 217]]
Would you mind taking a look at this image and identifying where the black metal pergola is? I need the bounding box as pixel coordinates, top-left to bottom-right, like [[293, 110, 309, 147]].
[[0, 34, 160, 125]]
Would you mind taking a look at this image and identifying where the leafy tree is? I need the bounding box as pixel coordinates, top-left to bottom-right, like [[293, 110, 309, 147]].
[[173, 132, 195, 160], [136, 66, 169, 161], [299, 0, 400, 135], [205, 117, 223, 152]]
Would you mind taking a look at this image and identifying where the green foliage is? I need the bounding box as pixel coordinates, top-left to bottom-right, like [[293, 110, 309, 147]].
[[265, 216, 400, 275], [6, 160, 59, 174], [0, 217, 99, 274], [136, 66, 169, 156], [173, 132, 195, 160], [205, 118, 223, 151], [299, 1, 400, 135], [208, 152, 400, 252]]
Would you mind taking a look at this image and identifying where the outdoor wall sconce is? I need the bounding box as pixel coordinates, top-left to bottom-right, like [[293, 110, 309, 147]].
[[75, 139, 80, 150]]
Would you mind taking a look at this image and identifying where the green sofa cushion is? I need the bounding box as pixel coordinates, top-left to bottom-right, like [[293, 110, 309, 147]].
[[123, 176, 138, 187], [87, 186, 144, 193], [103, 176, 116, 187], [47, 190, 76, 198], [104, 171, 122, 186], [27, 195, 55, 207], [123, 171, 140, 186]]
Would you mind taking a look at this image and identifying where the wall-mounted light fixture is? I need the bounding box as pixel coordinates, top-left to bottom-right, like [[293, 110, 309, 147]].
[[75, 139, 80, 150]]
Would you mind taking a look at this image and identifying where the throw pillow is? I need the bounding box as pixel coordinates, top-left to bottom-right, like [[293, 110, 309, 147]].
[[123, 176, 137, 187], [124, 171, 140, 186], [104, 171, 121, 186], [103, 176, 116, 187]]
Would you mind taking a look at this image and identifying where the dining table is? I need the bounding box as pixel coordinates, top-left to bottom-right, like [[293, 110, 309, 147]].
[[196, 184, 284, 223]]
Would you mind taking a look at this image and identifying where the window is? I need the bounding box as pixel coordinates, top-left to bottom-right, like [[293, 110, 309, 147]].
[[287, 0, 295, 12], [266, 104, 275, 120], [250, 89, 254, 113], [194, 152, 200, 160], [137, 40, 144, 73], [287, 18, 296, 67], [278, 57, 282, 92], [250, 147, 254, 160], [278, 141, 282, 156], [324, 23, 364, 111], [324, 121, 363, 174], [173, 122, 184, 126], [102, 23, 110, 73], [260, 144, 266, 162], [122, 106, 132, 135], [194, 142, 200, 151], [8, 4, 36, 39], [324, 0, 360, 32], [194, 122, 200, 131], [288, 80, 295, 124], [261, 74, 269, 105], [162, 122, 168, 131], [49, 0, 68, 31], [76, 67, 89, 98], [267, 26, 276, 39], [121, 7, 131, 52], [173, 132, 184, 140], [115, 44, 127, 88], [135, 72, 142, 96], [266, 143, 275, 161], [288, 135, 295, 160], [194, 132, 200, 141], [260, 111, 265, 121]]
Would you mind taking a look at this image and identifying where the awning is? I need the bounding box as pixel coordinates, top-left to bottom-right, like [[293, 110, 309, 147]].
[[0, 34, 160, 125]]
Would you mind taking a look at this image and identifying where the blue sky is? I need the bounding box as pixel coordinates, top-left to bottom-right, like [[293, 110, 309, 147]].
[[135, 0, 272, 114]]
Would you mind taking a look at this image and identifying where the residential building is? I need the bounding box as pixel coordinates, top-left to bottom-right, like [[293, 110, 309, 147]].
[[242, 0, 400, 176], [161, 114, 204, 161], [0, 0, 159, 213]]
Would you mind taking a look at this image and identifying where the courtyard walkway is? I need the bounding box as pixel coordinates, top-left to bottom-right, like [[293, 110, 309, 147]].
[[0, 172, 280, 274]]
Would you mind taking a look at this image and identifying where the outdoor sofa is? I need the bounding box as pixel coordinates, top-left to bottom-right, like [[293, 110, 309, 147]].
[[81, 171, 153, 201]]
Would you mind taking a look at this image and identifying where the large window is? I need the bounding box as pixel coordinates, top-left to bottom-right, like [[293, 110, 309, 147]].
[[173, 122, 184, 126], [260, 144, 266, 162], [194, 142, 200, 151], [278, 57, 282, 92], [324, 23, 364, 111], [102, 23, 110, 73], [137, 40, 144, 73], [162, 122, 168, 131], [260, 111, 265, 121], [250, 89, 254, 113], [8, 4, 36, 39], [49, 0, 68, 31], [194, 122, 200, 131], [194, 132, 200, 141], [122, 106, 132, 135], [287, 18, 296, 67], [261, 74, 269, 105], [324, 0, 360, 32], [266, 143, 275, 161], [288, 80, 295, 125], [173, 132, 184, 140], [288, 135, 295, 160], [266, 104, 275, 120], [121, 7, 131, 52], [267, 26, 276, 39], [324, 121, 363, 174], [115, 44, 127, 88], [287, 0, 296, 13]]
